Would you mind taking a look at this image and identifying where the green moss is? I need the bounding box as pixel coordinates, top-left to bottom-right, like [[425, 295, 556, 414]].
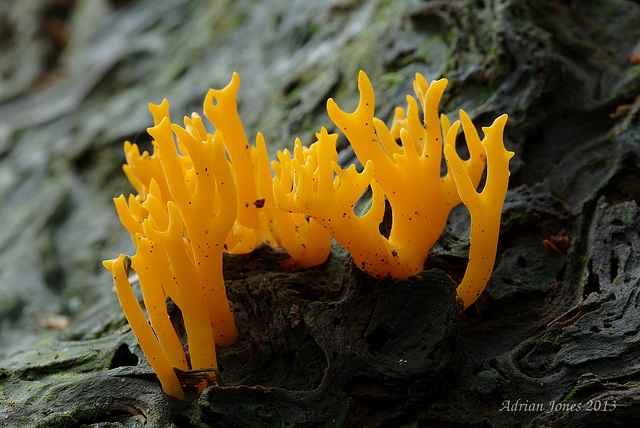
[[503, 213, 523, 224], [560, 389, 576, 404], [613, 204, 637, 225], [308, 23, 320, 38], [373, 0, 406, 24], [543, 335, 561, 343], [475, 369, 502, 395], [381, 72, 406, 89]]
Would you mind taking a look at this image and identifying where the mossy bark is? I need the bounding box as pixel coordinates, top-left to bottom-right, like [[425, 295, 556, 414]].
[[1, 0, 640, 426]]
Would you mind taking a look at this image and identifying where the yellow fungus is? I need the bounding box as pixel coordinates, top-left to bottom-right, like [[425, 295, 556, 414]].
[[103, 255, 186, 400], [444, 114, 513, 309], [274, 71, 512, 306], [105, 70, 512, 399], [201, 74, 332, 268], [104, 110, 238, 398], [122, 74, 331, 269]]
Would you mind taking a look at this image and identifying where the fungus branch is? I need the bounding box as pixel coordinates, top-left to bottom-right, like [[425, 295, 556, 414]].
[[273, 128, 398, 277], [284, 71, 494, 279], [444, 114, 513, 309], [104, 114, 238, 398]]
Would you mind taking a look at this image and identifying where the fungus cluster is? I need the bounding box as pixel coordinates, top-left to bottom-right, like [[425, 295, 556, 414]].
[[103, 71, 513, 399], [274, 71, 513, 309]]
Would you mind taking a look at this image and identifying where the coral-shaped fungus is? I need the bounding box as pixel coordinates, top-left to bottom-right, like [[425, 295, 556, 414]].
[[273, 71, 513, 309], [104, 116, 237, 399], [121, 75, 331, 269], [104, 71, 512, 399]]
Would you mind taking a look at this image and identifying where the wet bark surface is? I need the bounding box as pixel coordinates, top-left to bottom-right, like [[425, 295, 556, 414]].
[[1, 0, 640, 426]]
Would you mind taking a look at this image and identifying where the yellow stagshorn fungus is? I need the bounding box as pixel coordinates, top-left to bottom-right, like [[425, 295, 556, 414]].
[[202, 74, 331, 267], [104, 70, 512, 399], [104, 113, 238, 399], [104, 255, 186, 400], [273, 71, 513, 309], [122, 74, 331, 268], [104, 76, 333, 398]]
